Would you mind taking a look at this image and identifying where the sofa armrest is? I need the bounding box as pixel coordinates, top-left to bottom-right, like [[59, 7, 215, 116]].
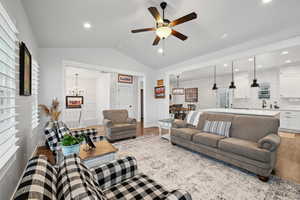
[[103, 119, 113, 128], [258, 134, 281, 152], [91, 156, 138, 190], [166, 189, 192, 200], [172, 119, 187, 128], [127, 117, 137, 124]]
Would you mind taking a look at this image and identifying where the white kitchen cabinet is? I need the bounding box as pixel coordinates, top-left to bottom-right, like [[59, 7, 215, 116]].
[[280, 67, 300, 98], [280, 111, 300, 131], [234, 74, 249, 99]]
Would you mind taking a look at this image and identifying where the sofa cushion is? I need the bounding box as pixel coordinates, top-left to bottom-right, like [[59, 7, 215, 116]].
[[171, 128, 200, 140], [57, 154, 106, 200], [203, 120, 231, 137], [104, 173, 169, 200], [193, 132, 225, 148], [103, 109, 128, 124], [231, 115, 279, 142], [13, 155, 57, 200], [219, 138, 271, 163], [111, 123, 136, 133]]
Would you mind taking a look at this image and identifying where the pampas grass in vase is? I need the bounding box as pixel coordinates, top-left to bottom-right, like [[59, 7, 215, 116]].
[[39, 99, 61, 121]]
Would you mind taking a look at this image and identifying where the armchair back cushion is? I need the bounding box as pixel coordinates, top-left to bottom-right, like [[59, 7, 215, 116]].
[[103, 109, 129, 124], [92, 156, 138, 190], [13, 156, 58, 200]]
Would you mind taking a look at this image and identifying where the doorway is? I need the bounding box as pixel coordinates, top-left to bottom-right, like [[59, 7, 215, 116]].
[[140, 89, 144, 121]]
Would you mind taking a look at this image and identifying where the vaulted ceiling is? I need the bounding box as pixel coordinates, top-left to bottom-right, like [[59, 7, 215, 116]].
[[22, 0, 300, 69]]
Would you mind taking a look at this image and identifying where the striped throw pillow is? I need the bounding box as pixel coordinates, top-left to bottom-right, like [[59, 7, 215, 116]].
[[203, 120, 232, 137]]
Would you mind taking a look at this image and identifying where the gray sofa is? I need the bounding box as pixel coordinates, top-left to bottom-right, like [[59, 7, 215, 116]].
[[171, 112, 281, 181], [103, 109, 137, 142]]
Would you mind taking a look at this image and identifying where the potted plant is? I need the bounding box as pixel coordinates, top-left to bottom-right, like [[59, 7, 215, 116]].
[[60, 134, 84, 156]]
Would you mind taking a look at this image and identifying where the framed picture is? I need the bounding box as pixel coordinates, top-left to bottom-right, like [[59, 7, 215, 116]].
[[19, 42, 32, 96], [154, 86, 165, 99], [118, 74, 133, 84], [185, 88, 198, 102], [157, 79, 164, 86], [172, 88, 185, 95], [66, 96, 84, 109]]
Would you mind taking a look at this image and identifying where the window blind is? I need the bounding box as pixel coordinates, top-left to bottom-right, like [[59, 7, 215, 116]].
[[0, 2, 19, 170], [32, 60, 39, 129]]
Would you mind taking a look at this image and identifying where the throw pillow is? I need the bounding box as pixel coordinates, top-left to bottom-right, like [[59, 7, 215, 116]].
[[203, 120, 232, 137], [57, 154, 106, 200]]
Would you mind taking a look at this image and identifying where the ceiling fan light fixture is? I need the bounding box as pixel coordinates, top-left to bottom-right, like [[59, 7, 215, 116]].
[[156, 26, 172, 39]]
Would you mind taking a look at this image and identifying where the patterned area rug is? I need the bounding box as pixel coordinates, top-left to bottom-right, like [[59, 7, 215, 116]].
[[114, 136, 300, 200]]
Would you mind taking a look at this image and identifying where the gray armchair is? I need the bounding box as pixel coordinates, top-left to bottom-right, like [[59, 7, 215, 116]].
[[103, 109, 137, 142]]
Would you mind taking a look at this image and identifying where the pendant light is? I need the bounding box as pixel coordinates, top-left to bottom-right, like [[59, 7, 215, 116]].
[[251, 56, 260, 88], [229, 61, 236, 89], [212, 65, 218, 90], [172, 75, 184, 95]]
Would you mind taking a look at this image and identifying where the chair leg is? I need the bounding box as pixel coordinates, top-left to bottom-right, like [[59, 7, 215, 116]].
[[257, 175, 269, 182]]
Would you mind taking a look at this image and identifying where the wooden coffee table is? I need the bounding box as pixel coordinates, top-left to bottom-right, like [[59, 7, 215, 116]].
[[79, 140, 118, 168]]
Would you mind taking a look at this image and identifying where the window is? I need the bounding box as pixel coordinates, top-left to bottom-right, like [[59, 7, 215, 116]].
[[0, 3, 19, 170], [32, 60, 39, 129]]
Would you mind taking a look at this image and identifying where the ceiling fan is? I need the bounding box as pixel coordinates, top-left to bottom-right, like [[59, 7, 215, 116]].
[[131, 2, 197, 46]]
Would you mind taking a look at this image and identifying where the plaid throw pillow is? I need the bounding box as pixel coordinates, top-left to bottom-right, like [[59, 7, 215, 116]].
[[92, 156, 138, 190], [57, 154, 106, 200], [203, 120, 232, 137], [13, 156, 57, 200]]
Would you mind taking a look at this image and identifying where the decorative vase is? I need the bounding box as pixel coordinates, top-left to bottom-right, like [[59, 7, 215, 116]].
[[61, 144, 80, 156]]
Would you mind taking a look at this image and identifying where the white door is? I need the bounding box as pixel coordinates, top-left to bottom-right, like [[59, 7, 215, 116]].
[[118, 84, 135, 117]]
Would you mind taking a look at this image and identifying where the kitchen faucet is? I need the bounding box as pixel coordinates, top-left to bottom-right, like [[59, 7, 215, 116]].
[[262, 100, 267, 109]]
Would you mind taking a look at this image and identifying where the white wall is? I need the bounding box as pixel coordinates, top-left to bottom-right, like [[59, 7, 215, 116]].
[[0, 1, 40, 200], [39, 48, 157, 127], [96, 74, 111, 124]]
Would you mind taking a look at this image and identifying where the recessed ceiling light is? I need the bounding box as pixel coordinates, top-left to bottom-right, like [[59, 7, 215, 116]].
[[257, 65, 263, 68], [285, 60, 292, 64], [281, 51, 289, 55], [158, 48, 164, 54], [221, 33, 228, 39], [83, 22, 92, 29], [262, 0, 272, 4], [234, 68, 239, 72], [248, 58, 254, 62], [224, 64, 228, 67]]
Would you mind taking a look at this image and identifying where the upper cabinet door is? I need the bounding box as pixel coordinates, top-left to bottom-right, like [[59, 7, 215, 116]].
[[234, 74, 250, 99], [280, 66, 300, 98]]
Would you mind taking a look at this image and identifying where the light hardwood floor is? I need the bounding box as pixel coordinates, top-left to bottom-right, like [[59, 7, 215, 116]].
[[36, 123, 300, 184]]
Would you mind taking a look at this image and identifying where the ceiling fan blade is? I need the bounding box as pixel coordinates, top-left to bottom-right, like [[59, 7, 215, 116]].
[[131, 28, 155, 33], [171, 30, 188, 41], [152, 36, 160, 46], [148, 7, 163, 22], [170, 12, 197, 27]]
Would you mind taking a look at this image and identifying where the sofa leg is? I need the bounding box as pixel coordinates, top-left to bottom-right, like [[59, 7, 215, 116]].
[[132, 136, 136, 139], [257, 175, 269, 182]]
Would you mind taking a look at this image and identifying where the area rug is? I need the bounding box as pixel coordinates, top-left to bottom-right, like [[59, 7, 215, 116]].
[[114, 136, 300, 200]]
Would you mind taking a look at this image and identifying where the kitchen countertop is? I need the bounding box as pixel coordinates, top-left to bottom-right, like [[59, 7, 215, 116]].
[[201, 108, 280, 117]]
